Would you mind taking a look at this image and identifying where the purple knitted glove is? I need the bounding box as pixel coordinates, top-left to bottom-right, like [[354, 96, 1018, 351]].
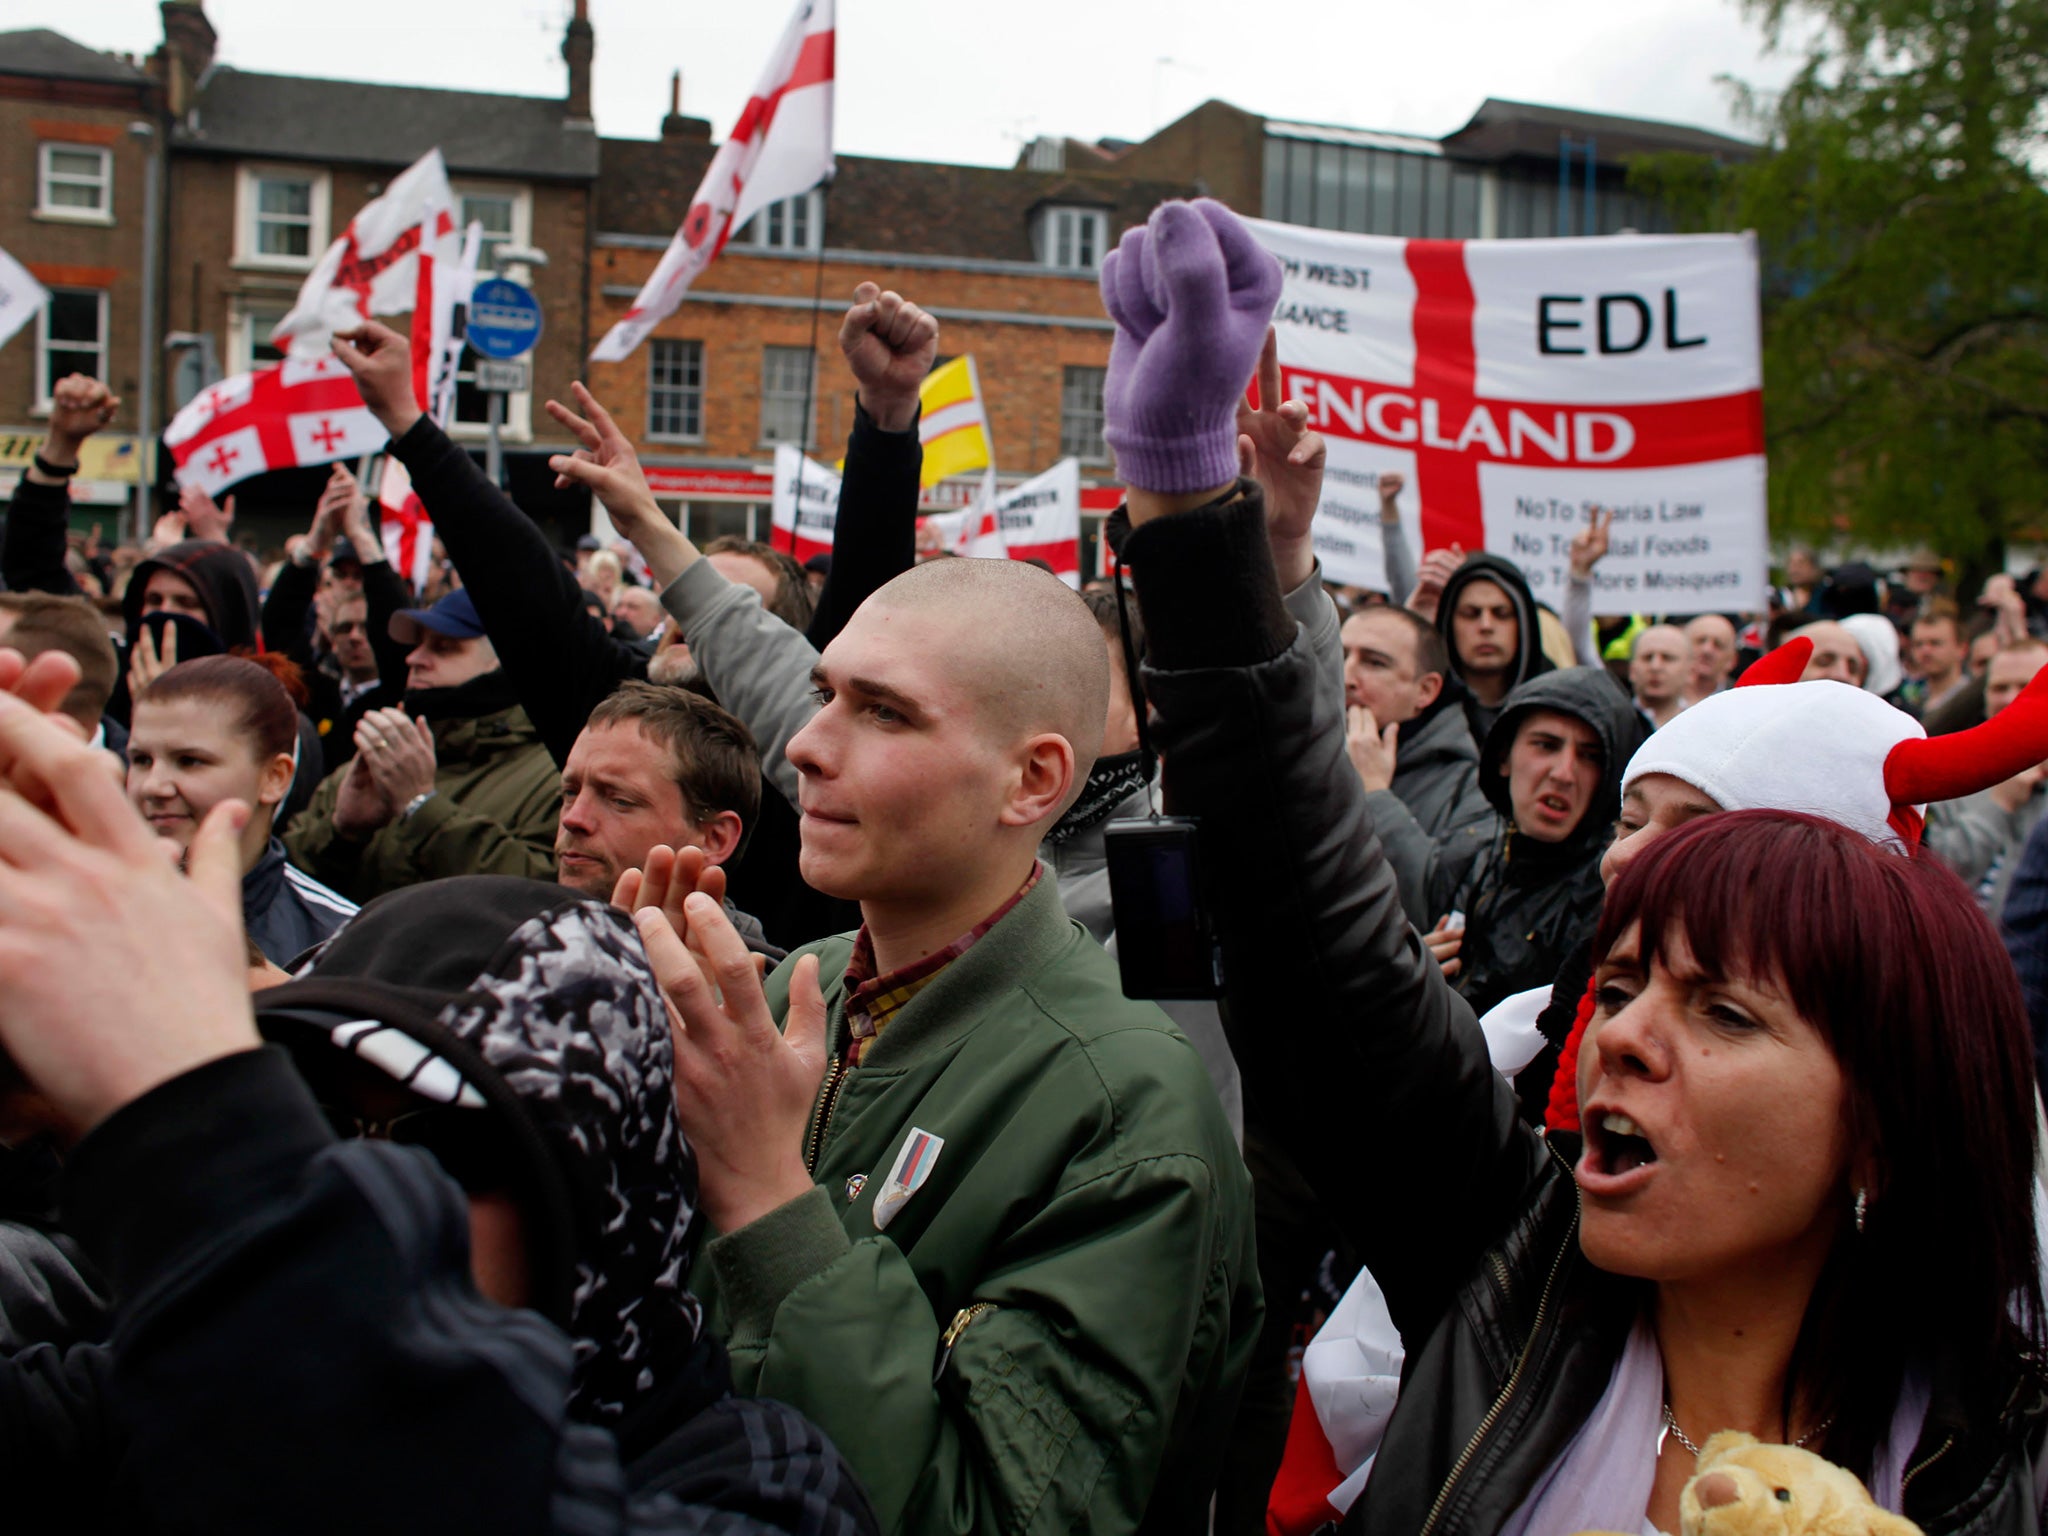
[[1099, 199, 1283, 494]]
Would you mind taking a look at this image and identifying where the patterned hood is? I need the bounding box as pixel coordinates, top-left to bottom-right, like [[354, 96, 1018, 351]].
[[255, 876, 706, 1432]]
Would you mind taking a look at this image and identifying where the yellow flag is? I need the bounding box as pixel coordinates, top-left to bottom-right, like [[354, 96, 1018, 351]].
[[917, 356, 993, 488]]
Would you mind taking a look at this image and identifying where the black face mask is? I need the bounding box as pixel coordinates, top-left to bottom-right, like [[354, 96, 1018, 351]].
[[403, 666, 521, 723], [1045, 748, 1153, 846]]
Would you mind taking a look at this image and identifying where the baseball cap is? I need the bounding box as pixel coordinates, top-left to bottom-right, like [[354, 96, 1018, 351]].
[[389, 588, 485, 646]]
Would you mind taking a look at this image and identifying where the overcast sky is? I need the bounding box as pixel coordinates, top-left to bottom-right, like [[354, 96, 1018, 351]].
[[23, 0, 1798, 167]]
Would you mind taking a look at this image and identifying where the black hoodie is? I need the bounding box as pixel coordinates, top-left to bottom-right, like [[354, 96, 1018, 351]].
[[256, 876, 715, 1444], [1435, 666, 1642, 1018], [1434, 552, 1554, 749]]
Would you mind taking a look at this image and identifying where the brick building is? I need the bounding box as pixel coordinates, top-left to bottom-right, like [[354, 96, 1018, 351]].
[[2, 2, 1749, 563], [150, 0, 600, 544], [586, 112, 1194, 559], [0, 28, 159, 515]]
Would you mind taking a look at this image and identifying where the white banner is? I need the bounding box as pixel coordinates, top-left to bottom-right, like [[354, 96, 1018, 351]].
[[769, 445, 842, 565], [0, 244, 47, 354], [1244, 220, 1767, 615]]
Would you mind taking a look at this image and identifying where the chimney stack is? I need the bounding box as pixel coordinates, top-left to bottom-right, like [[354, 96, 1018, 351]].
[[562, 0, 594, 124], [660, 67, 712, 142], [155, 1, 216, 114]]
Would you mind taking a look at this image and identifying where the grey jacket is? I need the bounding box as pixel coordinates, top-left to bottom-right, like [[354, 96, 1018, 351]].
[[1368, 698, 1497, 928], [1926, 786, 2048, 924]]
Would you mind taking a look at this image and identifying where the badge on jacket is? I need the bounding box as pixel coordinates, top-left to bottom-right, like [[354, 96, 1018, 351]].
[[873, 1127, 945, 1232]]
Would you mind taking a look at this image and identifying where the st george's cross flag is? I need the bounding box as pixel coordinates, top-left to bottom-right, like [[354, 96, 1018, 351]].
[[590, 0, 834, 361], [270, 149, 458, 358], [1245, 221, 1766, 614], [163, 355, 386, 496]]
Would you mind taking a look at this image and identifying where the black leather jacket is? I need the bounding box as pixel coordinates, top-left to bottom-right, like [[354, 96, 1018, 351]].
[[1123, 483, 2047, 1535]]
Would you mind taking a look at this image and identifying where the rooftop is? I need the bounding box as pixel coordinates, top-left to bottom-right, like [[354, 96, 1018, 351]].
[[0, 28, 151, 85], [599, 139, 1196, 264], [173, 66, 599, 180]]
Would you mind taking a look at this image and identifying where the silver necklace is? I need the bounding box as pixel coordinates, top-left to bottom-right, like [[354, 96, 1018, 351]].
[[1658, 1402, 1835, 1459]]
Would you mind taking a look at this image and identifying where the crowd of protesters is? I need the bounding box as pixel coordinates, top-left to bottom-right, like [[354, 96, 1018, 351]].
[[0, 198, 2046, 1536]]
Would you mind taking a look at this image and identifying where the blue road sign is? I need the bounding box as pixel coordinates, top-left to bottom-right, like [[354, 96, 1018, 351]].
[[466, 278, 543, 359]]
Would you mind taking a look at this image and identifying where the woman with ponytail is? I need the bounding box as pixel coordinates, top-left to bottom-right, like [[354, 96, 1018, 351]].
[[128, 655, 357, 964]]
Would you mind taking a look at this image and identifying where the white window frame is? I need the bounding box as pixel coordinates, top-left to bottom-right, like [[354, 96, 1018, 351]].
[[36, 143, 113, 224], [1059, 365, 1110, 464], [734, 190, 823, 253], [449, 180, 536, 442], [647, 338, 706, 444], [235, 163, 331, 271], [1035, 206, 1109, 272], [229, 297, 294, 376], [34, 288, 108, 411], [758, 345, 816, 448]]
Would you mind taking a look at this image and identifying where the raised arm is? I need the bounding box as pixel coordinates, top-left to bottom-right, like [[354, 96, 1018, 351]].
[[1104, 201, 1540, 1334], [805, 283, 934, 650], [545, 386, 824, 812], [1562, 507, 1611, 667], [3, 375, 113, 597], [1377, 473, 1416, 603], [332, 324, 646, 767]]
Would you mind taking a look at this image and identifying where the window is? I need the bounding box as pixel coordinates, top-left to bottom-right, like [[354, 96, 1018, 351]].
[[759, 346, 815, 446], [648, 339, 705, 441], [735, 191, 822, 253], [237, 166, 330, 268], [231, 300, 290, 374], [36, 288, 107, 406], [455, 185, 533, 274], [1060, 367, 1107, 463], [1036, 207, 1108, 272], [37, 144, 111, 222]]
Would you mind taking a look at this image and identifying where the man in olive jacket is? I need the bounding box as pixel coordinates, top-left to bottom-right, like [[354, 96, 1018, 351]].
[[627, 556, 1258, 1536], [286, 589, 559, 902]]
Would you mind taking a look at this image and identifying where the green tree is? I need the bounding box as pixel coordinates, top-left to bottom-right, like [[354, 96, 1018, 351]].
[[1636, 0, 2048, 578]]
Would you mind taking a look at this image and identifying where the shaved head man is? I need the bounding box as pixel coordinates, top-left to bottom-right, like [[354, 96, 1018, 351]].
[[655, 554, 1254, 1536], [794, 558, 1108, 945], [1628, 623, 1693, 728], [1684, 614, 1738, 698]]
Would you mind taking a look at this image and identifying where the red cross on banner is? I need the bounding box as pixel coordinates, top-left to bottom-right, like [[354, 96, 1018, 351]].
[[165, 355, 388, 496], [1248, 221, 1769, 615]]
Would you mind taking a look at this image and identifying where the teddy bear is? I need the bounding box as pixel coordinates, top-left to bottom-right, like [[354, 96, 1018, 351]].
[[1580, 1430, 1925, 1536]]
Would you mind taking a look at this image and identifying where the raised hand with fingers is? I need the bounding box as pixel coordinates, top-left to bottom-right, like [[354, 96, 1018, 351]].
[[178, 482, 235, 544], [331, 322, 423, 439], [128, 622, 179, 694], [1408, 543, 1466, 622], [1101, 198, 1283, 499], [635, 892, 827, 1233], [838, 281, 939, 432], [545, 383, 661, 530], [1235, 327, 1327, 591], [0, 687, 257, 1136], [1568, 506, 1612, 582], [545, 383, 695, 587]]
